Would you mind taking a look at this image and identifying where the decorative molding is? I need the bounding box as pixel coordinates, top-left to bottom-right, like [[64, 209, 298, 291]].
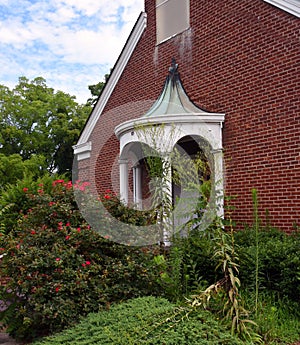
[[76, 12, 147, 146], [73, 141, 92, 161], [263, 0, 300, 17], [115, 113, 225, 139], [76, 151, 91, 161], [73, 141, 92, 154]]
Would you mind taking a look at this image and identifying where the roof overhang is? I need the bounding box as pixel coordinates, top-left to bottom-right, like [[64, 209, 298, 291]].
[[263, 0, 300, 17], [115, 113, 225, 140]]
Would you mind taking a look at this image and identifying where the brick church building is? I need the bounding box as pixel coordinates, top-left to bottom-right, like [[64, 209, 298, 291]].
[[74, 0, 300, 233]]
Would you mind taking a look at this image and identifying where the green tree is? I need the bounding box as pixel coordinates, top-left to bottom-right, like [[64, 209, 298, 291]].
[[87, 72, 110, 106], [0, 153, 46, 188], [0, 77, 91, 175]]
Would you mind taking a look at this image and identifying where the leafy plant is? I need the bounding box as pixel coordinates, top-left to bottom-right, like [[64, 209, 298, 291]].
[[252, 188, 260, 316], [34, 296, 247, 345], [235, 227, 300, 303], [0, 178, 161, 341], [0, 78, 90, 175], [188, 219, 261, 343]]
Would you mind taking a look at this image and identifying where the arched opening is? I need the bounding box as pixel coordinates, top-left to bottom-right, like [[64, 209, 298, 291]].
[[115, 60, 225, 243], [173, 135, 211, 204]]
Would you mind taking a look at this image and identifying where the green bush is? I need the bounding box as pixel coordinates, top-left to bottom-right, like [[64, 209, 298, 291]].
[[153, 227, 222, 301], [0, 178, 161, 340], [234, 227, 300, 302], [34, 296, 246, 345], [100, 189, 156, 226], [0, 174, 61, 235], [166, 224, 300, 304]]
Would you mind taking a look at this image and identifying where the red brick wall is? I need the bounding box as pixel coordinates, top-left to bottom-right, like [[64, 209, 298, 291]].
[[83, 0, 300, 233]]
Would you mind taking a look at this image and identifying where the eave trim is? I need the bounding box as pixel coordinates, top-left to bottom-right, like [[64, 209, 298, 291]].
[[263, 0, 300, 17]]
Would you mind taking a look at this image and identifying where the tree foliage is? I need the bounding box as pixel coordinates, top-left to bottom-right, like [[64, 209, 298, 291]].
[[0, 153, 46, 188], [0, 77, 91, 175], [87, 72, 110, 106]]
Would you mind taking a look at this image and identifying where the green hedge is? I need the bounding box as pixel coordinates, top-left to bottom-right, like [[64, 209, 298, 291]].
[[234, 227, 300, 302], [157, 226, 300, 304]]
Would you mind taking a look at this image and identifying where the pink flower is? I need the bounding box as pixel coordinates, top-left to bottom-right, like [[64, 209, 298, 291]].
[[23, 188, 28, 192], [82, 261, 91, 267], [65, 235, 70, 240], [30, 230, 36, 235], [77, 227, 81, 232], [58, 222, 63, 230], [52, 179, 64, 187], [38, 183, 43, 187], [104, 194, 110, 200], [49, 201, 55, 206], [55, 286, 60, 292], [37, 189, 43, 194], [65, 181, 72, 189], [66, 222, 71, 227], [56, 258, 61, 261]]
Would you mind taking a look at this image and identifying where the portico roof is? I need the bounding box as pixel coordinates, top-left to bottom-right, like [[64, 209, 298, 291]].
[[142, 58, 208, 117], [115, 60, 225, 142]]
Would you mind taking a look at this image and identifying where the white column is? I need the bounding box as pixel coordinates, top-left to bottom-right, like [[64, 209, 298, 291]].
[[161, 154, 173, 246], [133, 164, 142, 209], [119, 159, 128, 205], [212, 148, 224, 218]]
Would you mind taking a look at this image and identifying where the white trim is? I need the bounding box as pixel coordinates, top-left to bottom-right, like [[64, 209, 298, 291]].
[[115, 113, 225, 139], [77, 151, 91, 161], [76, 12, 147, 146], [73, 141, 92, 161], [73, 141, 92, 154], [263, 0, 300, 17]]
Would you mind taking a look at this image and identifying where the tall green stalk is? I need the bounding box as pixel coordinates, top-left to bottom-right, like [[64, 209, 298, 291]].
[[252, 189, 259, 317]]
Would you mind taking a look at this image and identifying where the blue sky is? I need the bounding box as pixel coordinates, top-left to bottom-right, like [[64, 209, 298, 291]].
[[0, 0, 144, 103]]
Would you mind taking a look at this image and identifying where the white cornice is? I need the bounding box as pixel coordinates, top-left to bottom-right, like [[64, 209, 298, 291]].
[[76, 12, 147, 146], [263, 0, 300, 17], [115, 113, 225, 139], [73, 141, 92, 154], [73, 141, 92, 161]]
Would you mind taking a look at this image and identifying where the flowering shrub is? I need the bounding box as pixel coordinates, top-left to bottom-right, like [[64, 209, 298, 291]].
[[0, 177, 162, 341], [0, 174, 64, 235], [99, 189, 156, 227]]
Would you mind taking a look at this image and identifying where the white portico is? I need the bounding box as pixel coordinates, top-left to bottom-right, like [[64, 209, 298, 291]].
[[114, 59, 225, 217]]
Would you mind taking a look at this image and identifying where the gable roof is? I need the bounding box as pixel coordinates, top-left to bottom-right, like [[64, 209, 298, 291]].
[[74, 11, 147, 154], [74, 0, 299, 157]]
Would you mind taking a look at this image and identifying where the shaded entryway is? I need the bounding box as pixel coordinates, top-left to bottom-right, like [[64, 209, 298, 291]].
[[115, 59, 225, 236]]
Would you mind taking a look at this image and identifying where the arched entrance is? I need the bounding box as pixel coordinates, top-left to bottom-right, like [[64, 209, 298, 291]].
[[115, 59, 225, 238]]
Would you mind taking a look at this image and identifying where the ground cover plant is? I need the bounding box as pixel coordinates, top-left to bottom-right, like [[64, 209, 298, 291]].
[[33, 296, 248, 345]]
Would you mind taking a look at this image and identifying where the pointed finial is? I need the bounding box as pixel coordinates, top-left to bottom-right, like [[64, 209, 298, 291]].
[[169, 58, 178, 78]]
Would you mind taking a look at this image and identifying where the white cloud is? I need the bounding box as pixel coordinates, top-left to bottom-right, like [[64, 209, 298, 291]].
[[0, 0, 144, 103]]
